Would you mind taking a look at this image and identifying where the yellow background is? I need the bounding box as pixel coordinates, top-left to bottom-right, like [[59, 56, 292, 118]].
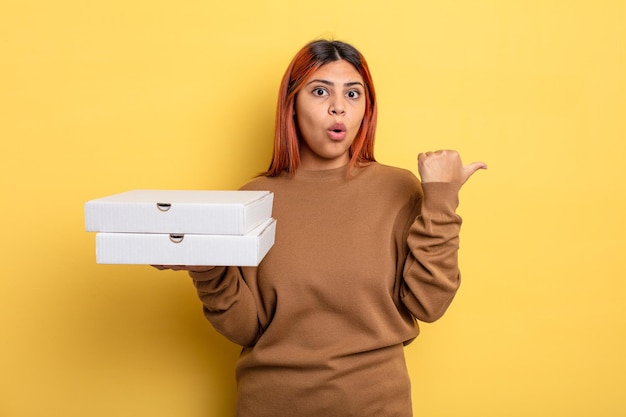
[[2, 0, 625, 416]]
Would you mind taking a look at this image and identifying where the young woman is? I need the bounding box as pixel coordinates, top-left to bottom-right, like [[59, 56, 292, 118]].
[[156, 39, 486, 416]]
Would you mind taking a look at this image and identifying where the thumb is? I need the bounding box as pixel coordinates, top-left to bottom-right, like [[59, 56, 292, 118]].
[[462, 161, 488, 184]]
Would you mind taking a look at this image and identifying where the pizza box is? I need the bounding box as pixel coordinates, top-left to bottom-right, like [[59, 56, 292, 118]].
[[94, 218, 276, 266], [85, 190, 273, 235]]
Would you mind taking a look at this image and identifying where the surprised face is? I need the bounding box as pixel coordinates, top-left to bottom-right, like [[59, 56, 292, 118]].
[[295, 60, 366, 171]]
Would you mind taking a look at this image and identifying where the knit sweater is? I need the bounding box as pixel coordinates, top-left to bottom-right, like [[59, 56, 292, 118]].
[[189, 162, 462, 417]]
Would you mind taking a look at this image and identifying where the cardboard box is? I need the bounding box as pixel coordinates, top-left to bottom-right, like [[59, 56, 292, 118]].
[[94, 218, 276, 266], [85, 190, 273, 235]]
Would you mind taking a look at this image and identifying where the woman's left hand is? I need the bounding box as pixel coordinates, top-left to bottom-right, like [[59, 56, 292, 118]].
[[418, 150, 487, 185]]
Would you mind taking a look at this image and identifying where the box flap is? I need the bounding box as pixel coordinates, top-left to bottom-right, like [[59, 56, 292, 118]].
[[85, 190, 273, 235]]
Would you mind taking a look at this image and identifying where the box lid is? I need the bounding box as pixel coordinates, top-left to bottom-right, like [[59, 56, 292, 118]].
[[95, 218, 276, 266], [85, 190, 273, 235]]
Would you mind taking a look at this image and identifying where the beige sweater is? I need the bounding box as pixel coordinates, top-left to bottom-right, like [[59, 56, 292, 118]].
[[190, 162, 462, 417]]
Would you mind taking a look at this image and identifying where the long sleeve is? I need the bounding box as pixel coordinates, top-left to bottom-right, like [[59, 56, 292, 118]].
[[401, 182, 463, 323], [189, 163, 469, 417], [189, 266, 261, 347]]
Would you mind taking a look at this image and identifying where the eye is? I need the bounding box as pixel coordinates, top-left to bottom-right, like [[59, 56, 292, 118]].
[[346, 89, 361, 99], [312, 87, 328, 97]]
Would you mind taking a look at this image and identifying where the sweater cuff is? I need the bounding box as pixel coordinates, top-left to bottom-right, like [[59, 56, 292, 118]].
[[421, 182, 461, 213], [188, 266, 226, 282]]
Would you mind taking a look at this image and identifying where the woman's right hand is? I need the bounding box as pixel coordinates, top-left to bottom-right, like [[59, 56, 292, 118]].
[[151, 265, 216, 273]]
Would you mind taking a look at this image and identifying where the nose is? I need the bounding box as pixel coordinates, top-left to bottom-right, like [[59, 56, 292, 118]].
[[329, 99, 346, 115]]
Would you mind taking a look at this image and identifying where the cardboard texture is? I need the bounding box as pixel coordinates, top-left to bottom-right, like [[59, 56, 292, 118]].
[[85, 189, 276, 266], [95, 218, 276, 266], [85, 189, 274, 235]]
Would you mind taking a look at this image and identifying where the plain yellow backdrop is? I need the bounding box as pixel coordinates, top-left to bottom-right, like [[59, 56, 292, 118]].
[[1, 1, 625, 416]]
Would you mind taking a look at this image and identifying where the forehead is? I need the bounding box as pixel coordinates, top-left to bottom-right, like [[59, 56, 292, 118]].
[[307, 60, 364, 84]]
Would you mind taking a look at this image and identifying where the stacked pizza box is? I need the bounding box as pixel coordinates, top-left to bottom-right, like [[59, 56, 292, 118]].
[[85, 190, 275, 267]]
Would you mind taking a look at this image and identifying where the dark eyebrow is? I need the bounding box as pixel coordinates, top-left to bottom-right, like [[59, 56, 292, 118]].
[[305, 79, 365, 88]]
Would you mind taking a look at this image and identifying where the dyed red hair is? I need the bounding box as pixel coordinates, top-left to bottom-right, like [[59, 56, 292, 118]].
[[264, 40, 378, 176]]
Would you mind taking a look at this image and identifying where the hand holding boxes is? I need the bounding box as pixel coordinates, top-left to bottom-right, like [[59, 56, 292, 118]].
[[85, 190, 276, 266]]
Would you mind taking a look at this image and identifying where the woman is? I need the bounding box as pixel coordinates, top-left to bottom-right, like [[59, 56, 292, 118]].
[[156, 39, 486, 416]]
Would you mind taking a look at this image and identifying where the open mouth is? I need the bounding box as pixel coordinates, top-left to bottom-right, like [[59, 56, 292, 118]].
[[329, 123, 346, 133], [327, 124, 347, 141]]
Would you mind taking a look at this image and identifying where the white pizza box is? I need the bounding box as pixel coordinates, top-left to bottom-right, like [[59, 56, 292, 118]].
[[85, 190, 273, 235], [94, 218, 276, 266]]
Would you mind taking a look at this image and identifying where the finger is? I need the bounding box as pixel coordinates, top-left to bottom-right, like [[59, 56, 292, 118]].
[[462, 161, 488, 183], [169, 265, 186, 271]]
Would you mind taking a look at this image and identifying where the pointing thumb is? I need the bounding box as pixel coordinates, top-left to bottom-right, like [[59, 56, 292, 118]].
[[462, 162, 488, 184]]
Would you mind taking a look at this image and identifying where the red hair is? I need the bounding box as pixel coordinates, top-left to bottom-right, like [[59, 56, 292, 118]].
[[264, 40, 378, 176]]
